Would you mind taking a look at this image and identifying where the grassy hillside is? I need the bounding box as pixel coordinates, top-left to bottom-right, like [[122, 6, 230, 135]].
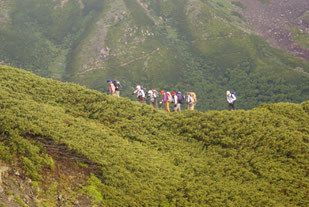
[[0, 0, 308, 111], [0, 66, 308, 206], [0, 0, 104, 79]]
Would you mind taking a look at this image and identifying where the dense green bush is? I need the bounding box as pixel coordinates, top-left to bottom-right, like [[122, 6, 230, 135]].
[[0, 66, 308, 206]]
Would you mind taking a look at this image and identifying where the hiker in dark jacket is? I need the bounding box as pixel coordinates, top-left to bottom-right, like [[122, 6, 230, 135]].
[[176, 91, 184, 111], [226, 90, 237, 111], [112, 79, 121, 97]]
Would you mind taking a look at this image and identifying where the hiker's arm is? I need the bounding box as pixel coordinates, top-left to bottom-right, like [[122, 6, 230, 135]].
[[227, 96, 230, 103], [231, 95, 236, 102]]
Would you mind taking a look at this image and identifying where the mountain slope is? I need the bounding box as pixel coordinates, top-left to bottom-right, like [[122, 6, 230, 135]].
[[0, 66, 308, 206], [0, 0, 308, 111], [237, 0, 309, 60]]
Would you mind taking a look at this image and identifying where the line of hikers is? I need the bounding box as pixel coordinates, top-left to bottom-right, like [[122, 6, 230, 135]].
[[107, 79, 237, 112], [132, 85, 197, 112]]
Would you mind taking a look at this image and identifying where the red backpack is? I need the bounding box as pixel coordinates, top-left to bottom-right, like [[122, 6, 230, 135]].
[[166, 92, 173, 103]]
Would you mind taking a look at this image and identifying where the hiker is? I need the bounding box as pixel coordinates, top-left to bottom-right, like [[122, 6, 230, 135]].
[[166, 91, 173, 105], [132, 85, 145, 103], [186, 92, 197, 110], [112, 79, 122, 97], [176, 91, 184, 111], [107, 79, 116, 96], [226, 90, 237, 111], [160, 90, 170, 113], [171, 91, 180, 112], [148, 89, 159, 108]]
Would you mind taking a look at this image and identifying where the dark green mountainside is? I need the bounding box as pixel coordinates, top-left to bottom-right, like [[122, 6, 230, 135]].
[[0, 66, 308, 206], [0, 0, 308, 111]]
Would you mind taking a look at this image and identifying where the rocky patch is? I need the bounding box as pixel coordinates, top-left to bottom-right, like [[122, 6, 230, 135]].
[[0, 136, 101, 206], [235, 0, 309, 60]]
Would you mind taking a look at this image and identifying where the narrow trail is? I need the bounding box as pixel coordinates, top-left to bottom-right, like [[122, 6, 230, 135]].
[[120, 48, 159, 67], [77, 67, 101, 75], [135, 0, 160, 26]]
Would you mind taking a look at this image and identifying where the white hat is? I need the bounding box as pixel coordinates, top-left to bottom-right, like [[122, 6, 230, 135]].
[[136, 85, 141, 90]]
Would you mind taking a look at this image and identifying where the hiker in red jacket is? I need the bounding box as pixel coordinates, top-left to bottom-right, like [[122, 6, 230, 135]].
[[107, 80, 116, 96]]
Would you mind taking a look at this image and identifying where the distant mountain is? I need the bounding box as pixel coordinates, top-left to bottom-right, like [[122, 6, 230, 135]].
[[0, 0, 308, 111], [0, 65, 308, 206]]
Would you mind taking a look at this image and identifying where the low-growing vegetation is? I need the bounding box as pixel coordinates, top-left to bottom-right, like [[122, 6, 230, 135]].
[[231, 10, 246, 21], [0, 66, 308, 206], [231, 1, 247, 10], [289, 26, 309, 49], [14, 195, 28, 207]]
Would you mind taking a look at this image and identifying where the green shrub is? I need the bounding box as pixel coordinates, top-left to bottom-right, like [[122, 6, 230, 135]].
[[0, 66, 308, 206], [77, 162, 88, 168], [31, 181, 40, 194], [231, 1, 247, 10], [82, 174, 104, 204], [20, 157, 42, 181], [14, 195, 28, 207], [231, 11, 246, 21], [0, 143, 11, 161]]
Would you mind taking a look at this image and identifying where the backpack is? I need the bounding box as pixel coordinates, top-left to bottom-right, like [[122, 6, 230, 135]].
[[112, 80, 121, 91], [190, 92, 197, 103], [139, 89, 145, 98], [152, 89, 158, 99], [141, 86, 147, 94], [166, 92, 173, 103], [230, 90, 237, 99], [176, 92, 184, 104]]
